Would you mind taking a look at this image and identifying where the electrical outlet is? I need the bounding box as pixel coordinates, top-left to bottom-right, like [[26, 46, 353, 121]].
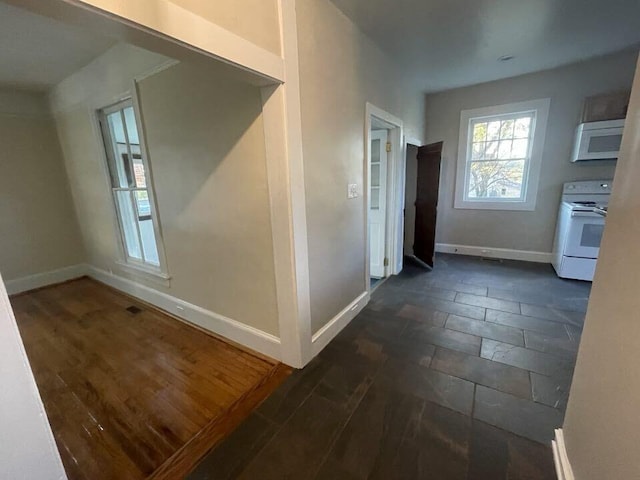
[[347, 183, 358, 199]]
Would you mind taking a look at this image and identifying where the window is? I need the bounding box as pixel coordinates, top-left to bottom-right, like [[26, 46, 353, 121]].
[[98, 99, 167, 276], [455, 99, 550, 210]]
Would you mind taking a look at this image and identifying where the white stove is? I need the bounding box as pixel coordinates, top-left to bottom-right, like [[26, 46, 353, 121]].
[[552, 180, 612, 281]]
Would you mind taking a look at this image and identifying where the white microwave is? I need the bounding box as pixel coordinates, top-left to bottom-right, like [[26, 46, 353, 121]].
[[571, 119, 625, 162]]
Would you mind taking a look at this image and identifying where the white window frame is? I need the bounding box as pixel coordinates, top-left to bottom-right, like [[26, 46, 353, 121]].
[[98, 97, 170, 280], [454, 98, 550, 211]]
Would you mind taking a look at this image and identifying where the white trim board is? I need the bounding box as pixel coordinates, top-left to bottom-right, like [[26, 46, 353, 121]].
[[552, 429, 575, 480], [435, 243, 552, 263], [86, 266, 282, 361], [311, 291, 369, 357], [4, 264, 87, 295], [256, 0, 312, 369]]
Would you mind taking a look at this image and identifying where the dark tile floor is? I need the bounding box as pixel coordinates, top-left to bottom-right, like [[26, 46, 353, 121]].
[[188, 254, 589, 479]]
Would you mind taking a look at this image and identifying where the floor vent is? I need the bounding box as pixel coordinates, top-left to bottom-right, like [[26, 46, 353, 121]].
[[126, 305, 142, 315], [481, 257, 503, 263]]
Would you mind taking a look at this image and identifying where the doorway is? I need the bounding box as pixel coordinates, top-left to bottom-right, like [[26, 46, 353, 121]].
[[404, 141, 443, 269], [365, 104, 404, 292]]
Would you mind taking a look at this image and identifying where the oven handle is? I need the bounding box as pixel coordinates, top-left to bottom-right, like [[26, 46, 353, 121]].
[[571, 211, 603, 218]]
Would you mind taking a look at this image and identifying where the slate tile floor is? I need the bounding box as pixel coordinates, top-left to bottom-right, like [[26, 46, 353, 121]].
[[188, 254, 589, 479]]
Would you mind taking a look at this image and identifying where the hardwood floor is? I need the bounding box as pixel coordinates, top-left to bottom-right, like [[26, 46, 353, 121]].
[[10, 277, 289, 480]]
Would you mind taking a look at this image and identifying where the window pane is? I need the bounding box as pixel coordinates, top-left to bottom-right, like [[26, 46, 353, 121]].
[[134, 191, 159, 266], [371, 139, 380, 163], [487, 121, 501, 141], [134, 189, 151, 218], [115, 190, 142, 260], [473, 123, 487, 142], [371, 164, 380, 186], [472, 142, 485, 160], [123, 107, 140, 145], [512, 138, 529, 158], [514, 117, 531, 138], [468, 160, 525, 199], [485, 141, 499, 159], [370, 186, 380, 209], [107, 112, 131, 188], [500, 119, 514, 139], [498, 140, 512, 159], [132, 155, 146, 188]]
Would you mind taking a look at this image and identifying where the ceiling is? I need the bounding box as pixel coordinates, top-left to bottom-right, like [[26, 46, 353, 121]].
[[330, 0, 640, 93], [0, 2, 117, 91]]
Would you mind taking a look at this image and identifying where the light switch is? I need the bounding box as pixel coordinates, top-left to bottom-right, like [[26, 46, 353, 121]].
[[347, 183, 358, 199]]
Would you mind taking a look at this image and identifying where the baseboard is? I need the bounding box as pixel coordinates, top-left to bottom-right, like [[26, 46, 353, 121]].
[[86, 266, 282, 361], [5, 264, 87, 295], [311, 291, 369, 357], [552, 428, 575, 480], [435, 243, 553, 264]]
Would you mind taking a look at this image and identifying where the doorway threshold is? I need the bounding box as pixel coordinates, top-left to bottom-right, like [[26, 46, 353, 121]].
[[370, 276, 387, 293], [404, 254, 433, 270]]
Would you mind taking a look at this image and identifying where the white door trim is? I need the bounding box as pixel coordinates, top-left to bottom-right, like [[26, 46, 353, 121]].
[[552, 429, 575, 480], [257, 0, 312, 368], [365, 103, 404, 292]]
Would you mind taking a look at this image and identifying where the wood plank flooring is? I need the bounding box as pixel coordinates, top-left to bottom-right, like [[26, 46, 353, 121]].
[[10, 277, 289, 480]]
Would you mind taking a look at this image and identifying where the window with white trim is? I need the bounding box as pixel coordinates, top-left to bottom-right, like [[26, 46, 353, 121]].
[[455, 99, 550, 211], [98, 99, 168, 276]]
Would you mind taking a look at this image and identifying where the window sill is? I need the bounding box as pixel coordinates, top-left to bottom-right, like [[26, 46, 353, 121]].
[[115, 261, 171, 287]]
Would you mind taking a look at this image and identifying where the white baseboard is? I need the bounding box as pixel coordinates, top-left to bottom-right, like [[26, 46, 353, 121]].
[[311, 291, 369, 357], [435, 243, 553, 264], [552, 428, 575, 480], [5, 264, 87, 295], [6, 263, 283, 361], [86, 266, 282, 361]]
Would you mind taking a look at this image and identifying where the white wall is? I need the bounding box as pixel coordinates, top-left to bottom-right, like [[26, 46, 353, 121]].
[[0, 273, 67, 480], [0, 89, 85, 282], [561, 52, 640, 480], [424, 49, 637, 254], [169, 0, 281, 54], [51, 44, 280, 335], [295, 0, 426, 333], [137, 61, 279, 335]]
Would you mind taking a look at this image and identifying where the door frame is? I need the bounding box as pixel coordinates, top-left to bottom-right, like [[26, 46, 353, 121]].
[[364, 103, 405, 292]]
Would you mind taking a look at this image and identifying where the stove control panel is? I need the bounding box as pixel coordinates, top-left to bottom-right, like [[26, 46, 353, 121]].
[[563, 180, 613, 195]]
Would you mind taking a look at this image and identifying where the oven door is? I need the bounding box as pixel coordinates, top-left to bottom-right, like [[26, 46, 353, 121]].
[[564, 211, 605, 258]]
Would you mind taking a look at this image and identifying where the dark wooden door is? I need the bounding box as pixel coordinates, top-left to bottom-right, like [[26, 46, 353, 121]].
[[413, 142, 443, 268]]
